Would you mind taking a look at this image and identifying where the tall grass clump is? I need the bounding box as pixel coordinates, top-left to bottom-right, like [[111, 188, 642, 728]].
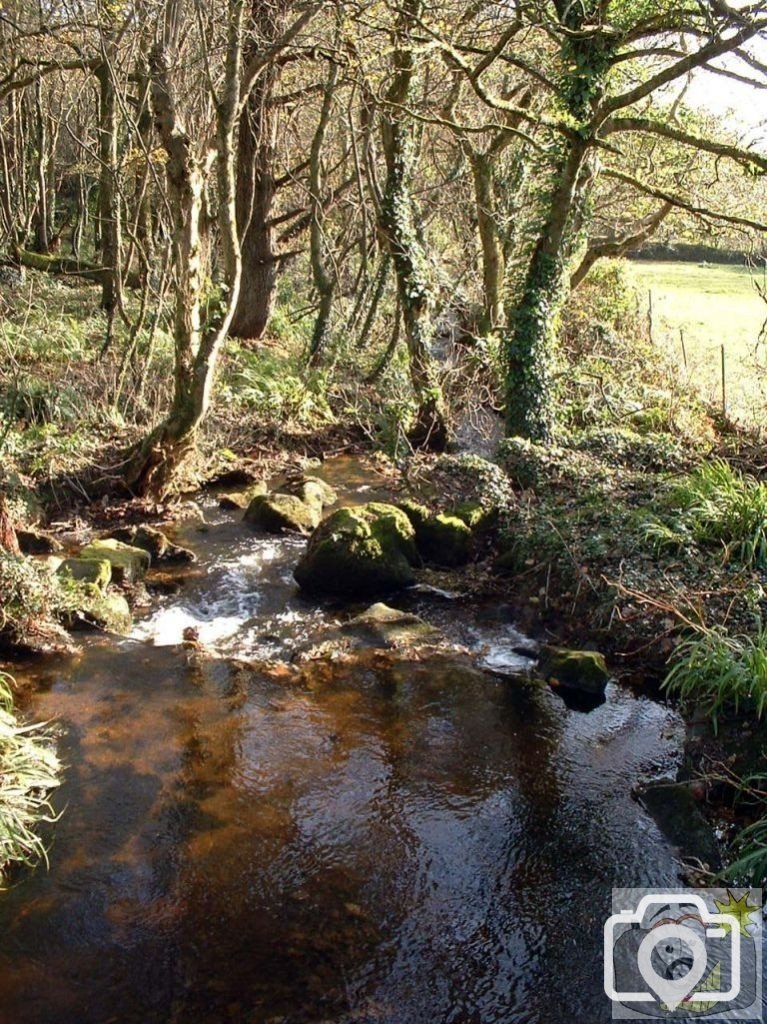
[[646, 459, 767, 568], [0, 672, 61, 884], [663, 625, 767, 730]]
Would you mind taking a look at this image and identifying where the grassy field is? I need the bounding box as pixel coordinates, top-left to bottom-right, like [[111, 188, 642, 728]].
[[629, 260, 767, 426]]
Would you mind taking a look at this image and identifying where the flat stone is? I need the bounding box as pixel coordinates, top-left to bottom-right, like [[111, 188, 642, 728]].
[[58, 557, 112, 590]]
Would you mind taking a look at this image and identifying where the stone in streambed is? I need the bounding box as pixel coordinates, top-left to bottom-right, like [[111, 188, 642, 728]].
[[61, 583, 132, 635], [537, 646, 610, 695], [244, 493, 321, 534], [343, 603, 444, 648], [283, 475, 337, 509], [58, 557, 112, 590], [109, 525, 196, 564], [79, 539, 151, 584], [294, 503, 417, 598]]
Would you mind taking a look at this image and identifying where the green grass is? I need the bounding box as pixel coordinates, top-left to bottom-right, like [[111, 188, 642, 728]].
[[0, 672, 61, 884], [630, 260, 767, 424], [663, 625, 767, 731]]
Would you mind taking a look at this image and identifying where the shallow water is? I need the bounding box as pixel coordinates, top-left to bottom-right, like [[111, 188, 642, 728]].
[[0, 460, 689, 1024]]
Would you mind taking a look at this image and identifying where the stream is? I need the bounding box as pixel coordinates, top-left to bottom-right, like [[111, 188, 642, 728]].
[[0, 458, 690, 1024]]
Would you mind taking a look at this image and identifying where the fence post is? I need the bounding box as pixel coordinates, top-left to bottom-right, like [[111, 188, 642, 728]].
[[721, 344, 727, 417]]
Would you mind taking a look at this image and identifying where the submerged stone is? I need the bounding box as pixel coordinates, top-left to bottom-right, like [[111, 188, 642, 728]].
[[79, 539, 151, 584], [344, 603, 444, 648], [294, 502, 417, 598], [538, 646, 610, 695], [634, 780, 720, 869]]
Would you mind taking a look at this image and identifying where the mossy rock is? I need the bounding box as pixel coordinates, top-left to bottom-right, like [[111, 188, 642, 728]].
[[109, 525, 195, 564], [62, 583, 132, 635], [450, 502, 489, 530], [283, 475, 337, 509], [397, 500, 431, 531], [398, 501, 473, 567], [58, 557, 112, 590], [79, 539, 151, 584], [294, 503, 417, 598], [244, 493, 321, 534], [418, 514, 473, 567], [219, 482, 268, 510], [410, 454, 512, 511], [538, 646, 610, 695]]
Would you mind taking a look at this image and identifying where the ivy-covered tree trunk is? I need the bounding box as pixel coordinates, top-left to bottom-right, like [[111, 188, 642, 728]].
[[378, 0, 448, 450], [503, 10, 610, 440], [504, 138, 590, 440]]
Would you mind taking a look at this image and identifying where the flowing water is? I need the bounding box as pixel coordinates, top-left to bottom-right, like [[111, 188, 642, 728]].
[[0, 459, 691, 1024]]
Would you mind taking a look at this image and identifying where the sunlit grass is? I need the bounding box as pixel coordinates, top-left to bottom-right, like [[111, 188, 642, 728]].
[[663, 626, 767, 731], [0, 672, 61, 885], [630, 260, 767, 425], [643, 458, 767, 568]]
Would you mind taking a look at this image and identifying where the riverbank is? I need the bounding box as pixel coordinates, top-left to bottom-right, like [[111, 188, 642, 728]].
[[4, 260, 767, 889]]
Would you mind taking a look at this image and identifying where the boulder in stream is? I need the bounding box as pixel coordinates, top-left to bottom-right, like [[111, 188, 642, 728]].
[[537, 646, 610, 695], [78, 539, 151, 584], [294, 503, 417, 598], [58, 581, 132, 635], [244, 492, 321, 534]]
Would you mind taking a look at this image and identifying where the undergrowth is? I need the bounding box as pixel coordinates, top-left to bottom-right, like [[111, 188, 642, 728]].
[[645, 459, 767, 569]]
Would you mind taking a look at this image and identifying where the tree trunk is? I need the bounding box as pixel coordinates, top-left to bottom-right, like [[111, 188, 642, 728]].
[[95, 58, 122, 319], [469, 150, 505, 335], [126, 0, 245, 497], [229, 0, 288, 341], [307, 35, 340, 366], [503, 14, 610, 440], [32, 80, 49, 253], [504, 139, 590, 441], [378, 0, 448, 451]]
